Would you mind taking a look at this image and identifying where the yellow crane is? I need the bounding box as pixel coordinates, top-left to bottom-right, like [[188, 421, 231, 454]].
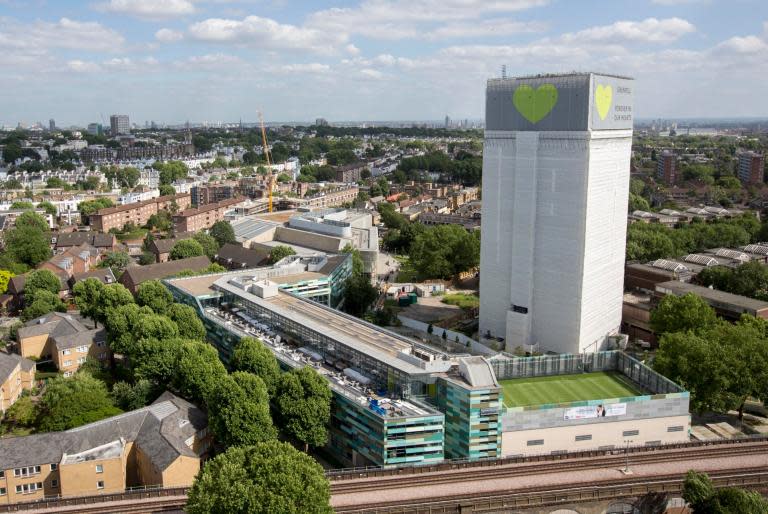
[[258, 111, 274, 212]]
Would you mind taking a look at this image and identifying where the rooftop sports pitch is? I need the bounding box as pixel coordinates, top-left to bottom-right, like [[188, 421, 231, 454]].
[[500, 371, 643, 408]]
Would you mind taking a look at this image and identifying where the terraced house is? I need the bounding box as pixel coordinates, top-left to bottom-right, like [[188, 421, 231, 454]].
[[0, 392, 209, 505]]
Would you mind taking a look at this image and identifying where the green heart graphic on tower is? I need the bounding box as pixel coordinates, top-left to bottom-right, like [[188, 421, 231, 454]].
[[513, 84, 558, 124]]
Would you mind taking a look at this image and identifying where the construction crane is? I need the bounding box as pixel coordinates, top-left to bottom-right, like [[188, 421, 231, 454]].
[[258, 111, 274, 213]]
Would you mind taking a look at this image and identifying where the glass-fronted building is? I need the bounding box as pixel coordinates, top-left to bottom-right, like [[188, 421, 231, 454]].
[[165, 270, 503, 468]]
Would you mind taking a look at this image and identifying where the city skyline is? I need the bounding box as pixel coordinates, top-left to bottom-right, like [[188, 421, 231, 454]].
[[1, 0, 767, 126]]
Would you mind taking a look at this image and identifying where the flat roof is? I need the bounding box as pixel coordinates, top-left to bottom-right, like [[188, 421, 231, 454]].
[[500, 371, 643, 408], [656, 280, 768, 312], [213, 278, 450, 376]]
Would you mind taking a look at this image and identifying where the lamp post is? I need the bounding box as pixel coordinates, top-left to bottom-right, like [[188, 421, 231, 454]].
[[623, 439, 634, 474]]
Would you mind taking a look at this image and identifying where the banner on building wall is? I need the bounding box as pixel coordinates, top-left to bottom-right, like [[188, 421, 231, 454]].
[[563, 402, 627, 420]]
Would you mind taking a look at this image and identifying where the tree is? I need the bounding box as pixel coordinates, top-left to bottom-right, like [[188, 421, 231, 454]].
[[145, 211, 172, 231], [427, 323, 434, 335], [683, 470, 768, 513], [275, 367, 332, 452], [231, 337, 281, 395], [37, 201, 57, 216], [3, 214, 51, 267], [96, 284, 134, 323], [10, 200, 34, 210], [186, 441, 332, 514], [0, 269, 14, 295], [650, 293, 718, 336], [136, 279, 174, 315], [343, 274, 378, 317], [21, 290, 66, 321], [174, 341, 228, 403], [210, 220, 236, 247], [193, 232, 220, 259], [99, 251, 130, 276], [206, 373, 276, 447], [78, 198, 114, 219], [24, 269, 61, 305], [409, 225, 480, 280], [2, 142, 22, 164], [268, 245, 296, 264], [111, 379, 154, 411], [442, 329, 447, 341], [134, 336, 184, 385], [158, 184, 176, 196], [170, 239, 205, 260], [167, 303, 206, 341], [37, 372, 122, 431], [73, 278, 105, 327]]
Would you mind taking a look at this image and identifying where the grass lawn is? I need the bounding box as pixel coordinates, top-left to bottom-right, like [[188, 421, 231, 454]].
[[441, 293, 479, 309], [500, 371, 643, 408]]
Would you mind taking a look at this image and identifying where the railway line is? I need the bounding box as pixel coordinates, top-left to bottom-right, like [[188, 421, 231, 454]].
[[329, 439, 768, 495]]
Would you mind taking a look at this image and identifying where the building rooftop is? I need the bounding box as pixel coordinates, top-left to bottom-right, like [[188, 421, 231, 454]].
[[0, 352, 35, 382], [0, 392, 206, 471], [500, 371, 644, 408], [656, 280, 768, 312], [120, 256, 211, 287]]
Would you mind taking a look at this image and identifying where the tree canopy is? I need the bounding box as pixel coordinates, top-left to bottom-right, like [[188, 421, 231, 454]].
[[275, 367, 332, 452], [268, 245, 296, 264], [193, 232, 220, 259], [231, 337, 281, 395], [37, 372, 122, 431], [3, 212, 51, 267], [210, 220, 236, 247], [170, 239, 205, 260], [409, 224, 480, 280], [683, 470, 768, 513], [136, 279, 174, 315], [649, 293, 718, 336], [186, 441, 332, 514], [206, 372, 276, 447]]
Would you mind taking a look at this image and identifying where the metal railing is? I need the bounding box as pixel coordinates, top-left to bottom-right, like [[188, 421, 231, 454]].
[[0, 486, 189, 513], [326, 433, 768, 479]]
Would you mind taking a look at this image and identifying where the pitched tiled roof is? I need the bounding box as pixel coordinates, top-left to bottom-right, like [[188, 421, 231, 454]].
[[0, 352, 34, 383], [215, 243, 268, 269], [17, 312, 89, 340], [120, 256, 211, 286], [0, 392, 207, 471]]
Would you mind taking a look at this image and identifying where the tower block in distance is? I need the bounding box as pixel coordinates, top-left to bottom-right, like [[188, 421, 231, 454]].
[[479, 72, 634, 354]]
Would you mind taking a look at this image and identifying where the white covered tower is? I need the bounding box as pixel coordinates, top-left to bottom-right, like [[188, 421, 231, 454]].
[[479, 72, 634, 354]]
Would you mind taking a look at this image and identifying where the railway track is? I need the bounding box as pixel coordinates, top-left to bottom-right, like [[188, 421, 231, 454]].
[[334, 469, 768, 513], [330, 440, 768, 495]]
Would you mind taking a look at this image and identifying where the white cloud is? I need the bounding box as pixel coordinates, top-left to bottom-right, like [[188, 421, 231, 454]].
[[94, 0, 196, 20], [345, 44, 361, 56], [0, 17, 124, 53], [360, 68, 384, 79], [188, 15, 347, 54], [306, 0, 548, 39], [716, 35, 768, 54], [155, 28, 184, 42], [425, 19, 544, 39], [67, 60, 101, 73], [280, 63, 331, 74], [174, 53, 244, 70], [561, 17, 695, 44]]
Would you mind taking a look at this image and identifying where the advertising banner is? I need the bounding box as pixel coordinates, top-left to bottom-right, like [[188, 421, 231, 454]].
[[563, 402, 627, 420]]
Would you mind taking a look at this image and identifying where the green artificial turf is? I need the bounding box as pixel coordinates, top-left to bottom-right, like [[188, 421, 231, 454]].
[[500, 371, 642, 408]]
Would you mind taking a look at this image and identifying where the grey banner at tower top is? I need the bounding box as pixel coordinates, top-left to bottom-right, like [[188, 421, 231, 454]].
[[485, 73, 634, 132]]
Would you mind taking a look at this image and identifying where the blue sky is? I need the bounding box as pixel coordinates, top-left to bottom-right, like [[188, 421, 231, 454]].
[[1, 0, 766, 126]]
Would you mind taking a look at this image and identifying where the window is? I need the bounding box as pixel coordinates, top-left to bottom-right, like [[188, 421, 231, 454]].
[[63, 371, 72, 378], [50, 464, 57, 471], [13, 466, 41, 477], [667, 425, 684, 432], [623, 430, 639, 437], [63, 360, 72, 367], [512, 304, 528, 314], [96, 341, 105, 348], [0, 487, 6, 496], [62, 349, 71, 356], [0, 470, 4, 478], [77, 357, 87, 364], [575, 434, 592, 441], [95, 464, 103, 473], [99, 353, 107, 359], [16, 483, 42, 494], [51, 479, 58, 488], [97, 481, 105, 490], [76, 345, 88, 353], [526, 439, 544, 446]]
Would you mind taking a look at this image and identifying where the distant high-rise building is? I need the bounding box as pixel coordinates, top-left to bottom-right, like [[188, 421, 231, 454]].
[[87, 123, 103, 136], [110, 114, 130, 135], [444, 115, 450, 129], [656, 151, 677, 185], [315, 118, 329, 127], [737, 151, 765, 186], [479, 72, 634, 354], [49, 119, 55, 131]]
